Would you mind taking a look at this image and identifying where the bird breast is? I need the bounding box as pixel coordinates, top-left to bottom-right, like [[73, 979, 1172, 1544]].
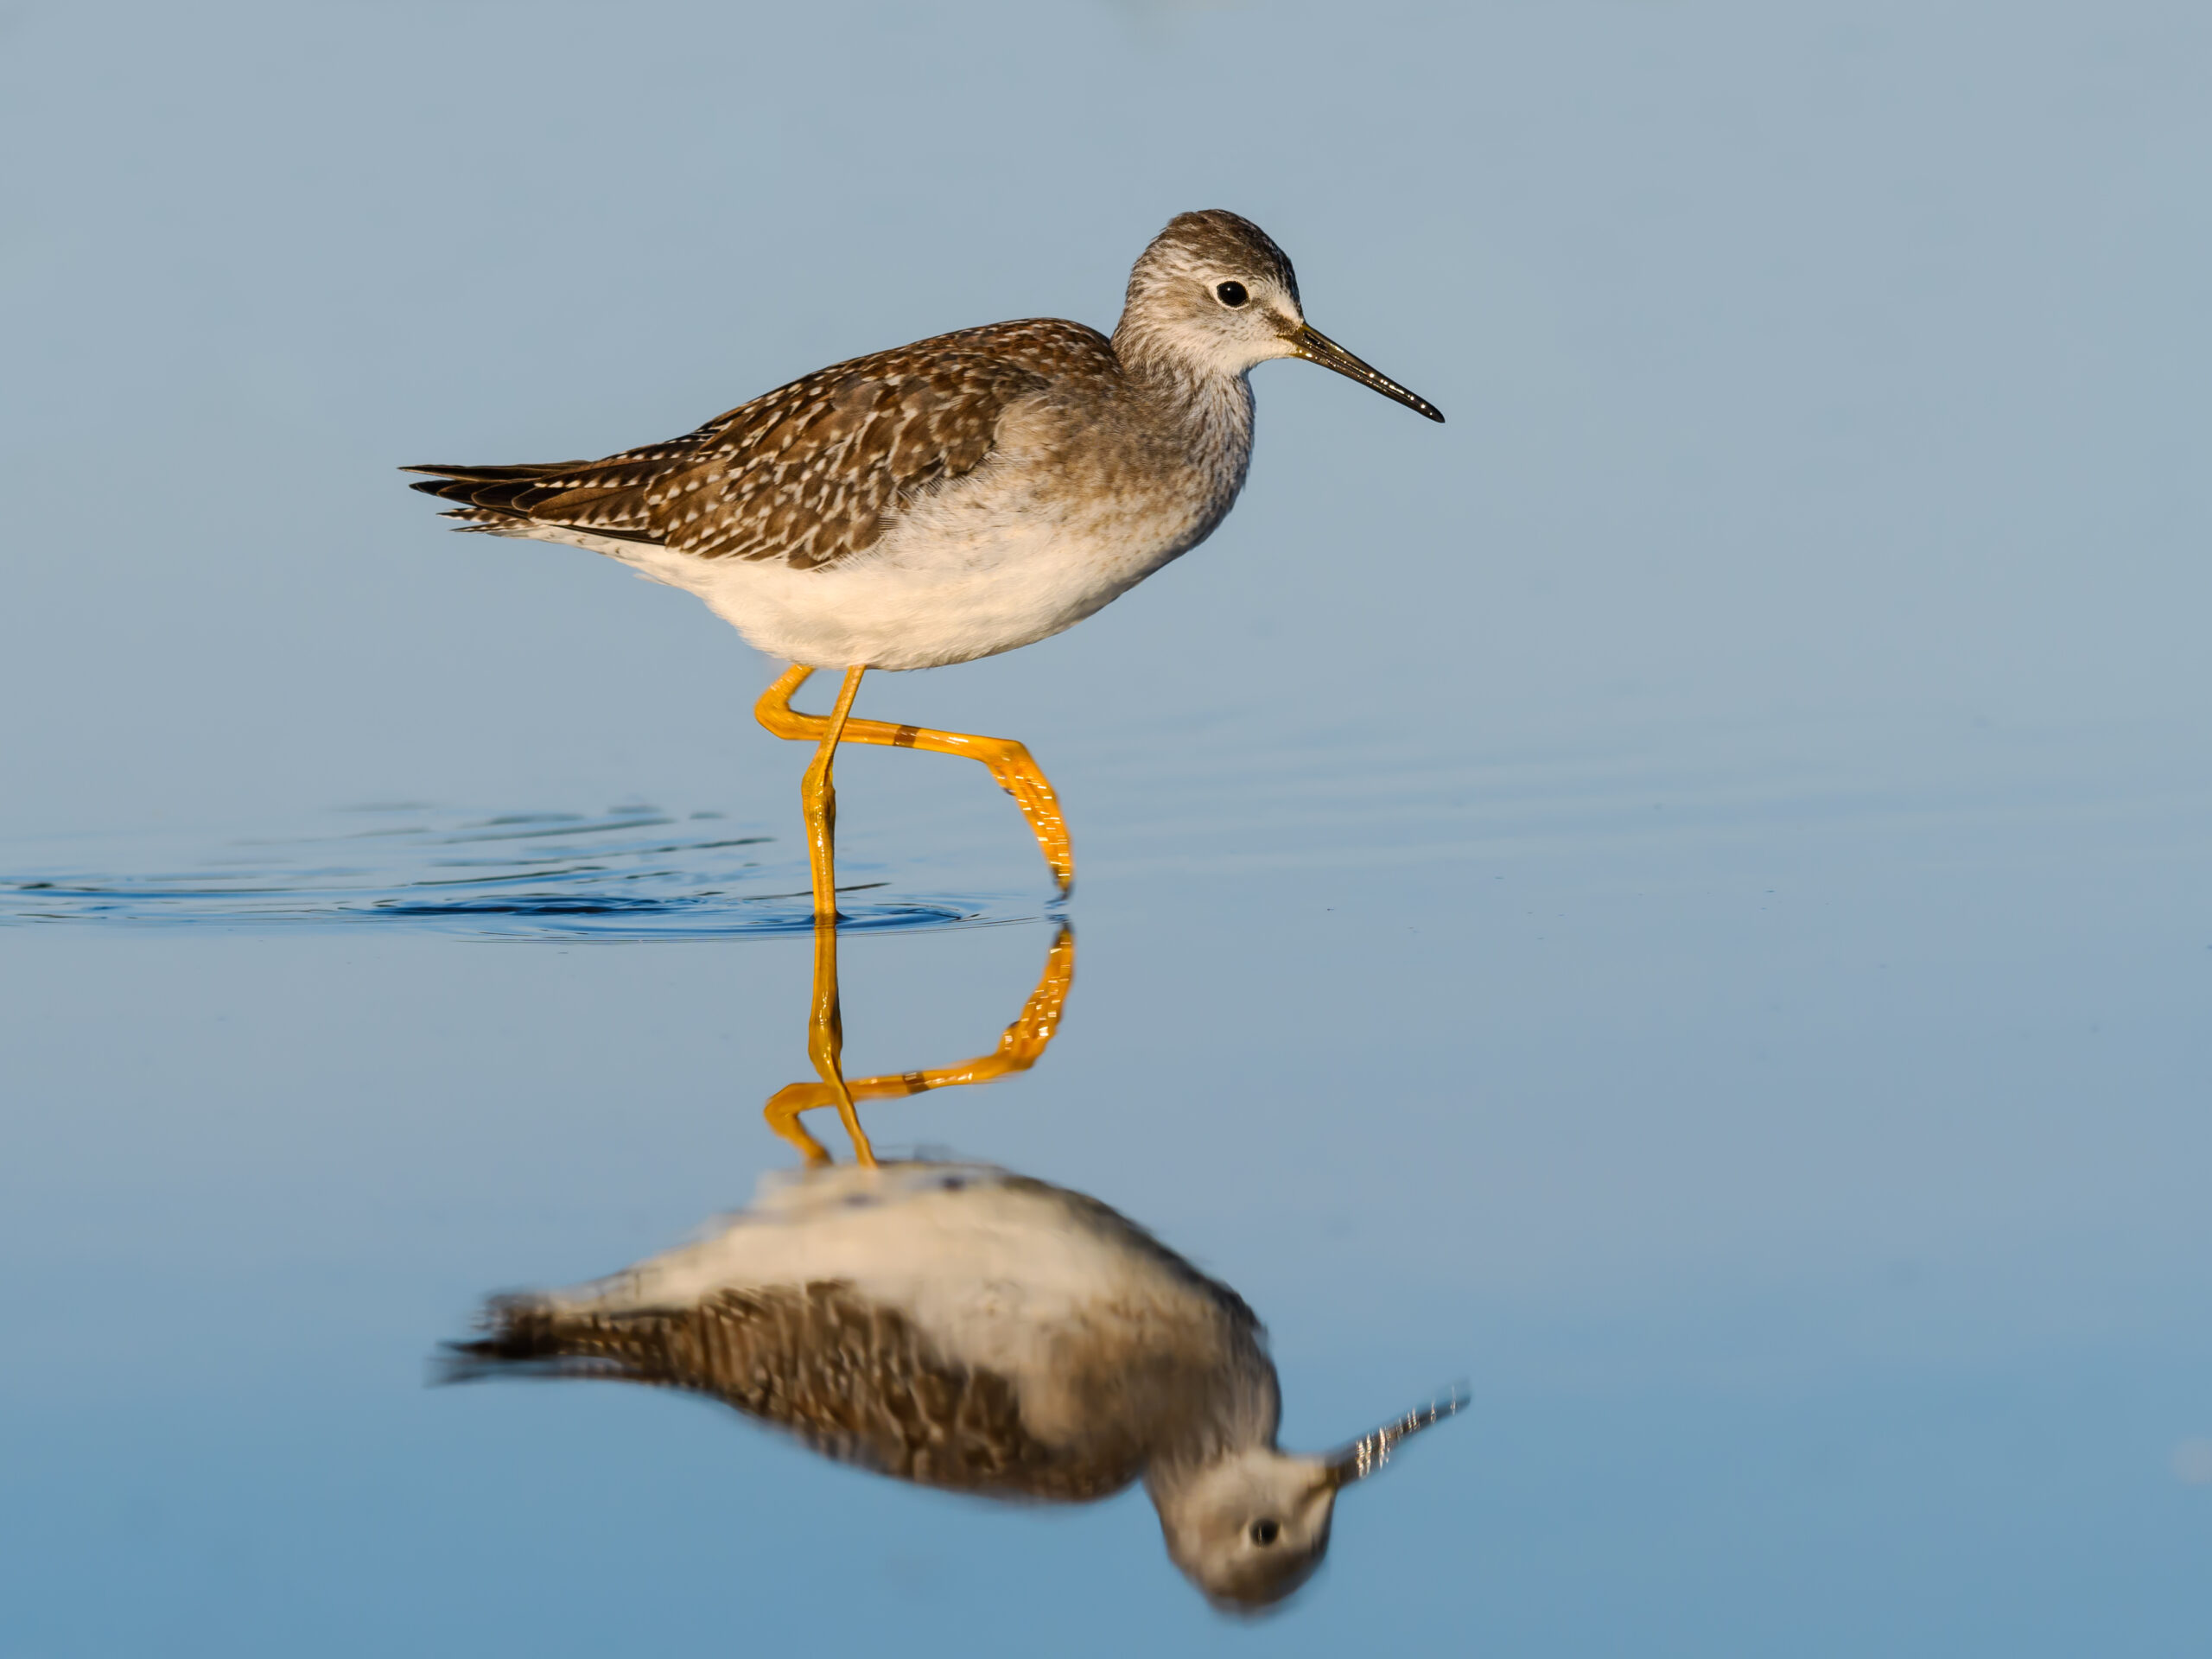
[[878, 369, 1255, 581]]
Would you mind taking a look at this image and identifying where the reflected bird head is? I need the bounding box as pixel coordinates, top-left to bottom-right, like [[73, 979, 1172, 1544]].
[[1117, 209, 1444, 422], [1154, 1447, 1338, 1611], [1153, 1388, 1467, 1612]]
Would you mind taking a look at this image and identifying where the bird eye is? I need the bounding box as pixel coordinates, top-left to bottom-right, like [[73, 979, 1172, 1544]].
[[1249, 1518, 1281, 1546], [1215, 281, 1249, 308]]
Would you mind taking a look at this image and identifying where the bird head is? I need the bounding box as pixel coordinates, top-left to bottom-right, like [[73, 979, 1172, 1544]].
[[1116, 209, 1442, 421], [1150, 1389, 1466, 1613]]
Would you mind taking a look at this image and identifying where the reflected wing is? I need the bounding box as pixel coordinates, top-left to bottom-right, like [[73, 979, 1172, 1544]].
[[442, 1278, 1143, 1503], [404, 320, 1116, 570]]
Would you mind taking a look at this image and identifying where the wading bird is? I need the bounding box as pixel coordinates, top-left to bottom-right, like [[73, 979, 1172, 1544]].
[[407, 211, 1441, 918]]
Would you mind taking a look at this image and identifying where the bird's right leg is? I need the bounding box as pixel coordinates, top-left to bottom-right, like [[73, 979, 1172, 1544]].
[[755, 664, 1074, 894], [797, 665, 867, 924]]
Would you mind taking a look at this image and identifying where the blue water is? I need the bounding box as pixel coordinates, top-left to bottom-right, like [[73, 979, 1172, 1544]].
[[0, 806, 1035, 938], [4, 2, 2210, 1654]]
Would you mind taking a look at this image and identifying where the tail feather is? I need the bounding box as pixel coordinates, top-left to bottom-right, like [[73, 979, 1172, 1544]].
[[404, 462, 577, 516], [402, 462, 592, 483], [401, 461, 667, 545], [435, 1294, 668, 1388]]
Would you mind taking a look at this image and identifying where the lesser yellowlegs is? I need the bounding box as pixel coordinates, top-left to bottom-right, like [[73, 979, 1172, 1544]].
[[407, 211, 1442, 917]]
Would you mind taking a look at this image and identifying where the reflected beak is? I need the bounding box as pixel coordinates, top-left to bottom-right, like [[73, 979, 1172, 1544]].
[[1322, 1386, 1470, 1489], [1285, 323, 1445, 423]]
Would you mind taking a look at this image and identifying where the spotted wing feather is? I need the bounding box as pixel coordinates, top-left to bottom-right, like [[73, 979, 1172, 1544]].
[[405, 319, 1117, 571], [440, 1279, 1145, 1503]]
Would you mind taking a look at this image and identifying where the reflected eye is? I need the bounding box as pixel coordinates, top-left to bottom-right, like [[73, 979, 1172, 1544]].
[[1215, 281, 1249, 308], [1249, 1518, 1281, 1546]]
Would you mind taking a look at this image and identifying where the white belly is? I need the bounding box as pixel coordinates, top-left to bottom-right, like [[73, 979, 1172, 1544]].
[[701, 513, 1171, 671], [516, 466, 1214, 671]]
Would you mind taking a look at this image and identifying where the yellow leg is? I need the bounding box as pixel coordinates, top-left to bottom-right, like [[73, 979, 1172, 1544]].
[[756, 664, 1074, 895], [766, 921, 1077, 1163], [798, 665, 867, 924]]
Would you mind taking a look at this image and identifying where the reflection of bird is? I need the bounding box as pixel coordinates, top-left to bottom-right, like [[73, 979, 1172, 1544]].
[[406, 210, 1442, 918], [442, 1162, 1461, 1611]]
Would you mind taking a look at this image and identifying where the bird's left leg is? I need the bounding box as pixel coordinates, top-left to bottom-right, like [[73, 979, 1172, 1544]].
[[756, 664, 1073, 894]]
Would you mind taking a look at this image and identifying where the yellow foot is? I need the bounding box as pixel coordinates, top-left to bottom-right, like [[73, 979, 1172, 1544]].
[[757, 664, 1074, 895]]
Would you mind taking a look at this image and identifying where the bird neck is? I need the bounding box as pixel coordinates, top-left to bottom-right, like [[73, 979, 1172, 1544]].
[[1137, 1351, 1283, 1496], [1109, 333, 1256, 497]]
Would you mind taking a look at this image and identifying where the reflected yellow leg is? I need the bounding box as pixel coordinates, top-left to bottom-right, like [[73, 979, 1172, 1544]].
[[798, 665, 867, 924], [756, 664, 1074, 895], [766, 921, 1077, 1165], [794, 912, 876, 1168]]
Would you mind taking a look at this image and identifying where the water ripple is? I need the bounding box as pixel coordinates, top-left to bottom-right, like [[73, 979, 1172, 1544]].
[[0, 806, 1038, 940]]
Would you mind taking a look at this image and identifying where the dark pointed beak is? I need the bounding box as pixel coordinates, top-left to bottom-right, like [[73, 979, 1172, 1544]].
[[1322, 1386, 1469, 1489], [1286, 323, 1445, 423]]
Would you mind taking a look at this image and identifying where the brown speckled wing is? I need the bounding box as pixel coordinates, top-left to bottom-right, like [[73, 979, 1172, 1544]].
[[405, 319, 1117, 571], [442, 1279, 1146, 1503]]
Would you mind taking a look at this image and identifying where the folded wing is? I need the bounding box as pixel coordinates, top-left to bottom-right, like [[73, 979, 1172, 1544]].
[[404, 319, 1116, 571]]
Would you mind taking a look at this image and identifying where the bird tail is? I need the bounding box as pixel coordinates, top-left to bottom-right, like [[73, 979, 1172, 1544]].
[[434, 1294, 675, 1387], [400, 460, 667, 543], [400, 461, 586, 532]]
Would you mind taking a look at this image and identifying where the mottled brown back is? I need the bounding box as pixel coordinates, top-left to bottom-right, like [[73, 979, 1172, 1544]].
[[406, 319, 1118, 570]]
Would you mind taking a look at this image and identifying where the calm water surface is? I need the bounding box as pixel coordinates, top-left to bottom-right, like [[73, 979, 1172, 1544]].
[[4, 702, 2207, 1654]]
